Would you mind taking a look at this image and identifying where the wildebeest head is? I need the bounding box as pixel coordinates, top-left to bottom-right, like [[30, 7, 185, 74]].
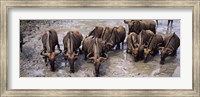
[[143, 35, 154, 63], [124, 20, 142, 34], [89, 56, 106, 77], [124, 20, 135, 34], [159, 47, 173, 65], [63, 52, 78, 73], [101, 27, 114, 52], [130, 44, 141, 62], [144, 48, 153, 63], [40, 50, 61, 71]]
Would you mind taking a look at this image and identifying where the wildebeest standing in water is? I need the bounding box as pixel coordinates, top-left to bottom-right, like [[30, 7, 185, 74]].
[[143, 34, 164, 63], [40, 29, 62, 71], [88, 26, 104, 38], [124, 20, 156, 34], [82, 36, 107, 77], [159, 32, 180, 65], [133, 30, 154, 62], [104, 26, 126, 50], [126, 32, 139, 61], [63, 31, 83, 73]]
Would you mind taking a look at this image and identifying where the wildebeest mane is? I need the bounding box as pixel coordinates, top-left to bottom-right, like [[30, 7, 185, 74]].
[[164, 33, 174, 48]]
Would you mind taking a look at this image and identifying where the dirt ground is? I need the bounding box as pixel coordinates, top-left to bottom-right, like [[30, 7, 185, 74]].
[[20, 20, 180, 77]]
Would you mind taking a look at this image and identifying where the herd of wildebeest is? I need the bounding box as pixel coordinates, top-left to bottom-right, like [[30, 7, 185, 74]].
[[20, 20, 180, 77]]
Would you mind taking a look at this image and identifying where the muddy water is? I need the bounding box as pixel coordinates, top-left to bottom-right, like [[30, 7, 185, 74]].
[[20, 20, 180, 77]]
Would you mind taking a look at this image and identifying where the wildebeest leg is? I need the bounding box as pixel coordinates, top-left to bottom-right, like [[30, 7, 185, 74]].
[[170, 20, 173, 33], [167, 20, 170, 33], [42, 49, 48, 66], [126, 48, 130, 53], [156, 20, 158, 26], [116, 44, 120, 50], [57, 42, 61, 51], [122, 42, 124, 49], [84, 53, 88, 60], [20, 42, 23, 52], [79, 48, 82, 54]]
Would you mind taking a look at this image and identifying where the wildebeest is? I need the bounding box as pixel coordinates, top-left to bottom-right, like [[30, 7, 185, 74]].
[[132, 30, 154, 62], [20, 33, 25, 52], [40, 29, 62, 71], [88, 26, 104, 38], [100, 27, 113, 53], [144, 34, 164, 63], [126, 32, 139, 61], [159, 32, 180, 65], [124, 20, 156, 34], [63, 31, 83, 73], [103, 26, 126, 50], [82, 36, 107, 77]]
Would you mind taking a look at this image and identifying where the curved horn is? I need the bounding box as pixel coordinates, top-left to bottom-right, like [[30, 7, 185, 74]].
[[87, 52, 92, 59], [99, 57, 107, 62], [166, 48, 173, 53], [40, 50, 49, 57], [89, 57, 95, 60]]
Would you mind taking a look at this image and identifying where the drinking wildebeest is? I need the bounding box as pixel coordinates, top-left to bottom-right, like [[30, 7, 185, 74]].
[[126, 32, 139, 61], [63, 31, 83, 73], [82, 36, 107, 77], [124, 20, 156, 34], [40, 29, 62, 71], [103, 26, 126, 51], [88, 26, 104, 38], [132, 30, 154, 62], [143, 34, 164, 63], [159, 32, 180, 65]]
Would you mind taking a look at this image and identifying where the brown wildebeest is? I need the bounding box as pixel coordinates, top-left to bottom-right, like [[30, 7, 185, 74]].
[[124, 20, 156, 34], [133, 30, 154, 62], [126, 32, 139, 61], [40, 29, 62, 72], [159, 32, 180, 65], [82, 36, 107, 77], [103, 26, 126, 51], [143, 34, 164, 63], [88, 26, 104, 38], [63, 31, 83, 73]]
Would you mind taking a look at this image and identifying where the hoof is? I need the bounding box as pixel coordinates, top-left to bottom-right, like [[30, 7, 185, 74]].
[[70, 69, 75, 73], [160, 61, 164, 65]]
